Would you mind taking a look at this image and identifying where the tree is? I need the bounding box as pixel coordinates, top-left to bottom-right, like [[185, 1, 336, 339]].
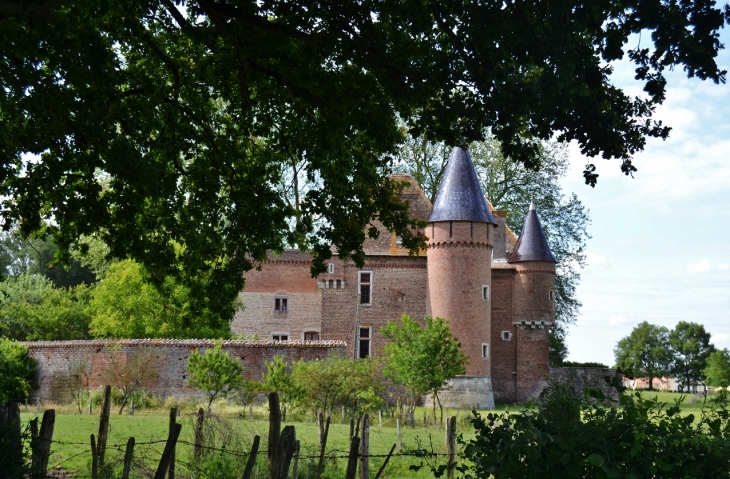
[[289, 355, 384, 415], [262, 355, 295, 405], [187, 341, 245, 410], [395, 134, 588, 365], [668, 321, 715, 393], [0, 339, 36, 404], [0, 0, 726, 328], [382, 314, 467, 425], [704, 349, 730, 388], [88, 259, 231, 339], [614, 322, 673, 390], [103, 345, 158, 414], [0, 273, 91, 341]]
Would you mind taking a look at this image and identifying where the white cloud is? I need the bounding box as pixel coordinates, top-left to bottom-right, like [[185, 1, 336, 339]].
[[686, 259, 729, 274], [585, 251, 607, 266], [609, 314, 628, 326], [687, 259, 712, 273]]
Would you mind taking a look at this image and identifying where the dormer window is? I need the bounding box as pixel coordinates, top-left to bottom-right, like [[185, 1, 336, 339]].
[[328, 263, 334, 274]]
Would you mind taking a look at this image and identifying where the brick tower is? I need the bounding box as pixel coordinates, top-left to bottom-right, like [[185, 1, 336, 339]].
[[426, 146, 497, 409], [508, 202, 557, 402]]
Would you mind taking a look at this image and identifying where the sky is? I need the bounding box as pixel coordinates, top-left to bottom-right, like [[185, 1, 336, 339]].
[[561, 33, 730, 366]]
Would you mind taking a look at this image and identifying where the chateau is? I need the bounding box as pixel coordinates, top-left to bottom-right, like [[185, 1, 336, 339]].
[[232, 147, 556, 406]]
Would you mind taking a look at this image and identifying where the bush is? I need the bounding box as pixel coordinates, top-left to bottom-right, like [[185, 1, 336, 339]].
[[0, 339, 36, 404], [458, 381, 730, 478]]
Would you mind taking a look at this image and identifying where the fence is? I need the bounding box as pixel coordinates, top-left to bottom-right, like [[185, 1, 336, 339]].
[[2, 388, 462, 479]]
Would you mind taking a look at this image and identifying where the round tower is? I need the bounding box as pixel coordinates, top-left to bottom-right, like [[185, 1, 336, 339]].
[[508, 202, 557, 402], [426, 147, 497, 407]]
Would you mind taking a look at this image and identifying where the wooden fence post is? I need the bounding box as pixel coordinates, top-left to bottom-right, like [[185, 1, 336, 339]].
[[129, 400, 134, 416], [271, 425, 297, 479], [153, 423, 182, 479], [268, 392, 281, 479], [168, 407, 178, 479], [242, 435, 260, 479], [291, 440, 301, 479], [97, 385, 111, 468], [194, 408, 205, 460], [32, 409, 55, 479], [378, 410, 382, 428], [316, 415, 330, 479], [249, 406, 253, 421], [359, 414, 369, 479], [447, 416, 456, 479], [396, 419, 403, 452], [90, 434, 98, 479], [344, 436, 360, 479], [349, 416, 355, 439], [121, 437, 135, 479], [341, 405, 345, 424]]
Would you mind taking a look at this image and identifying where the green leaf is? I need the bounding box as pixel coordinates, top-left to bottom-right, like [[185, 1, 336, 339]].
[[586, 454, 605, 467]]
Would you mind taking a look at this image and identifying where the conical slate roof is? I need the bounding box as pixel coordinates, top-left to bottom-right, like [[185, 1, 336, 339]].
[[429, 147, 497, 224], [508, 203, 557, 263]]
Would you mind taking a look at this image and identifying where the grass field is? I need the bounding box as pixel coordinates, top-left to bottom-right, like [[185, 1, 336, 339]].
[[23, 403, 487, 478]]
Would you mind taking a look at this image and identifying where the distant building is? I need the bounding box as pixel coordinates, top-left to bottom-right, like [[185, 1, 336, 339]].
[[233, 147, 556, 406]]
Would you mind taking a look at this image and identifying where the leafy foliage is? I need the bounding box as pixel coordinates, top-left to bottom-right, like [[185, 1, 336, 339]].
[[262, 355, 295, 404], [459, 384, 730, 479], [704, 349, 730, 388], [0, 339, 36, 404], [289, 354, 384, 415], [382, 314, 467, 423], [668, 321, 715, 392], [88, 259, 231, 339], [187, 341, 246, 409], [102, 345, 158, 414], [614, 321, 673, 389], [1, 0, 727, 325], [0, 273, 91, 341]]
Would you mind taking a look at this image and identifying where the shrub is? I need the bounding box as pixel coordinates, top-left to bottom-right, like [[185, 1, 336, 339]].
[[458, 381, 730, 478], [187, 341, 245, 409], [0, 339, 36, 404]]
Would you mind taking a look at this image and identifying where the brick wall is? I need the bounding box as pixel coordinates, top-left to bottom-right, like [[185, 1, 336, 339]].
[[490, 267, 516, 403], [232, 292, 322, 340], [24, 339, 345, 403], [321, 256, 428, 359]]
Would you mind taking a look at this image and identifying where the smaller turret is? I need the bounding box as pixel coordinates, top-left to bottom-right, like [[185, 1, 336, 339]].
[[508, 202, 557, 264]]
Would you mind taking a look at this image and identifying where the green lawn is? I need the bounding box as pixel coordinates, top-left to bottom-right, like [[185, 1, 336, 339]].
[[24, 405, 483, 478]]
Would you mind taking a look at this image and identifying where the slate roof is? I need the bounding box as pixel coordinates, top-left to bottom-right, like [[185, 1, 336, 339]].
[[429, 147, 497, 224], [508, 203, 557, 263]]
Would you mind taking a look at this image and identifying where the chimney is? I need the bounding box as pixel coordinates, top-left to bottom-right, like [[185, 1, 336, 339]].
[[493, 211, 508, 259]]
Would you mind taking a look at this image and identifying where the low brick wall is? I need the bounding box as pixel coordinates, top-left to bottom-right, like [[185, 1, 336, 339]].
[[24, 339, 346, 403], [549, 367, 623, 400]]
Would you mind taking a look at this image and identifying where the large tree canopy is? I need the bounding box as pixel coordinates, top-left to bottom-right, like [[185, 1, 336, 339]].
[[0, 0, 728, 328]]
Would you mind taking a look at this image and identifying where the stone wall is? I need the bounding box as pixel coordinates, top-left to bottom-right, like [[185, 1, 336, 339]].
[[24, 339, 346, 403], [549, 367, 624, 400]]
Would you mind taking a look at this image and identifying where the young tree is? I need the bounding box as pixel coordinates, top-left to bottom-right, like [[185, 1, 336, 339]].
[[668, 322, 715, 393], [614, 322, 673, 390], [103, 345, 158, 414], [289, 355, 384, 415], [187, 341, 245, 410], [394, 135, 588, 365], [382, 314, 467, 425], [704, 349, 730, 388], [1, 0, 726, 329], [262, 355, 296, 405]]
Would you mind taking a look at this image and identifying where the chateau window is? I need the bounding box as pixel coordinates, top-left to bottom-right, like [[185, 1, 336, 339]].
[[549, 289, 555, 301], [274, 297, 288, 312], [272, 333, 289, 342], [482, 343, 490, 359], [482, 285, 490, 300], [359, 271, 372, 305], [304, 331, 320, 341], [328, 263, 334, 274], [502, 331, 512, 341], [358, 326, 371, 359]]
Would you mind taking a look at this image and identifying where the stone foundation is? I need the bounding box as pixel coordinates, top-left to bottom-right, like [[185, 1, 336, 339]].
[[425, 376, 495, 410]]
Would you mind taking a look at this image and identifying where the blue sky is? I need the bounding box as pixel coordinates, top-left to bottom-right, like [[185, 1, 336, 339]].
[[561, 33, 730, 366]]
